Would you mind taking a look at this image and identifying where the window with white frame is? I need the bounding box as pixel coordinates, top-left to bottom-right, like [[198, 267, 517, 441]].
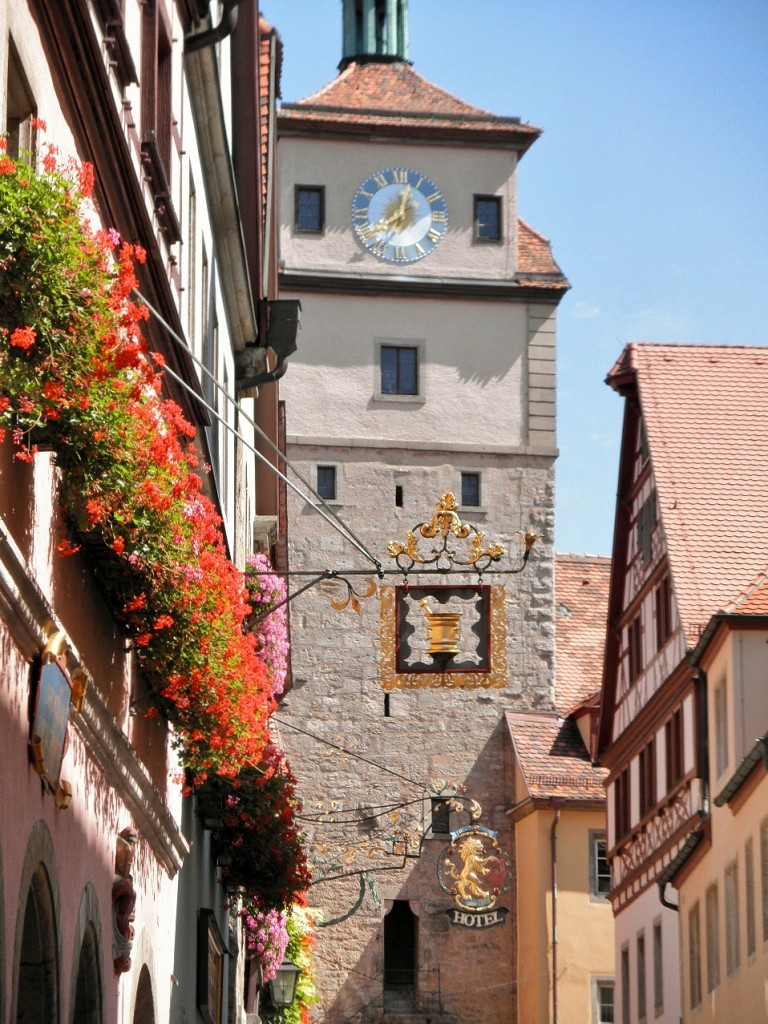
[[590, 832, 611, 898], [593, 978, 615, 1023]]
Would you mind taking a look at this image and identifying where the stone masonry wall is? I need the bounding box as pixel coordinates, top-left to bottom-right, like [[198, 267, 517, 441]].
[[278, 444, 555, 1024]]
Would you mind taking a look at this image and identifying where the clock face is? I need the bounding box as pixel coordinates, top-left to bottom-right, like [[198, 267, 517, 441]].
[[352, 167, 448, 263]]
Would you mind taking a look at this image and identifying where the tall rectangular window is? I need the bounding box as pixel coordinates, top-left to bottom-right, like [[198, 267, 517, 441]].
[[762, 819, 768, 942], [689, 902, 702, 1009], [655, 574, 672, 649], [621, 946, 630, 1024], [705, 883, 720, 993], [187, 174, 198, 343], [639, 738, 656, 818], [627, 614, 643, 683], [473, 195, 502, 242], [714, 679, 728, 778], [653, 920, 663, 1015], [295, 186, 324, 232], [141, 0, 173, 171], [636, 492, 656, 564], [381, 345, 418, 395], [665, 708, 684, 790], [460, 472, 480, 508], [725, 860, 740, 975], [591, 832, 611, 897], [615, 768, 632, 842], [316, 466, 337, 501], [745, 837, 756, 957], [637, 931, 646, 1020], [5, 39, 36, 158]]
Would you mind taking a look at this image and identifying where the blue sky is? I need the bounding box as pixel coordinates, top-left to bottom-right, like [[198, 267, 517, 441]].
[[260, 1, 768, 555]]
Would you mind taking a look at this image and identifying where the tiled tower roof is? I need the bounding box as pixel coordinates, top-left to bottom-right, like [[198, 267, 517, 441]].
[[278, 60, 541, 150]]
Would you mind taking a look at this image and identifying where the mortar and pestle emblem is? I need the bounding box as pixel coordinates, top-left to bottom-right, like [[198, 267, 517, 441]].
[[419, 598, 462, 671]]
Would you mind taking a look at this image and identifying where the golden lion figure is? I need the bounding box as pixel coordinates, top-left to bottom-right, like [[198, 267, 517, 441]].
[[444, 835, 496, 902]]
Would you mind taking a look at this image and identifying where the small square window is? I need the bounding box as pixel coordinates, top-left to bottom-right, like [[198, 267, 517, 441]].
[[295, 186, 324, 232], [474, 195, 502, 242], [317, 465, 336, 501], [381, 345, 418, 396], [461, 472, 481, 507]]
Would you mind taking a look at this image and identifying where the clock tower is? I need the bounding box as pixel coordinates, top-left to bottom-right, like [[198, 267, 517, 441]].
[[275, 3, 569, 1022]]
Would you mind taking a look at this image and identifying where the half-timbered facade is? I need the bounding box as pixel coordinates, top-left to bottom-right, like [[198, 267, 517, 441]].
[[598, 342, 768, 1023]]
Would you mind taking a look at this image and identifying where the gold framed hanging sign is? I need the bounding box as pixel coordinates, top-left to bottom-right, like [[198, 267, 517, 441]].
[[379, 492, 535, 689], [379, 583, 507, 689]]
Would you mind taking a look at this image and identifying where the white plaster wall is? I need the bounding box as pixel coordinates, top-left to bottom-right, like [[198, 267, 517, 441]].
[[281, 292, 528, 448], [614, 888, 682, 1024], [279, 136, 519, 280], [729, 630, 768, 765]]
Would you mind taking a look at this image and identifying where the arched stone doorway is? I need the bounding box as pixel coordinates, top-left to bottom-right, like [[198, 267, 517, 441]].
[[16, 863, 58, 1024], [383, 900, 416, 1012]]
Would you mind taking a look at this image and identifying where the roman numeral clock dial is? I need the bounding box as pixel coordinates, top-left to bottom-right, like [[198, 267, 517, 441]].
[[352, 167, 448, 263]]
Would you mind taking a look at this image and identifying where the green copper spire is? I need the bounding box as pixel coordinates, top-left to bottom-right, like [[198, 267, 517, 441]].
[[340, 0, 409, 69]]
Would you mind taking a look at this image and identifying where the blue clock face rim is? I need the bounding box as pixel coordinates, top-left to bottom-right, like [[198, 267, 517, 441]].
[[352, 167, 448, 263]]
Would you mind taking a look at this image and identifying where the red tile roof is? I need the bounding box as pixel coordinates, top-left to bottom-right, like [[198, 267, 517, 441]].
[[555, 554, 611, 714], [278, 60, 541, 151], [505, 554, 610, 805], [506, 711, 608, 803], [607, 343, 768, 645], [258, 16, 275, 220], [517, 219, 569, 289], [726, 570, 768, 614]]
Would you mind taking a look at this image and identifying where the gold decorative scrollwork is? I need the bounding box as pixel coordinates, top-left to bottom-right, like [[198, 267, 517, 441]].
[[418, 492, 471, 541], [387, 492, 532, 576], [329, 577, 377, 613]]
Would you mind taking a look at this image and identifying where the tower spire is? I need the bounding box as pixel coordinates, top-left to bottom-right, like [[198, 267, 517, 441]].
[[340, 0, 409, 70]]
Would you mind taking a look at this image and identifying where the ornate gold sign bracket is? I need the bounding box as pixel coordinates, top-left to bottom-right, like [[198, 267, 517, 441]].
[[252, 492, 538, 620]]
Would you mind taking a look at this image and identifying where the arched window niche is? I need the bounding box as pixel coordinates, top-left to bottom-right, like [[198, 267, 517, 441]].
[[70, 885, 103, 1024], [16, 863, 59, 1024]]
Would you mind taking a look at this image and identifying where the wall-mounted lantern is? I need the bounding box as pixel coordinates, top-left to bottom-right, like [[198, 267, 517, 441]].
[[268, 958, 301, 1009]]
